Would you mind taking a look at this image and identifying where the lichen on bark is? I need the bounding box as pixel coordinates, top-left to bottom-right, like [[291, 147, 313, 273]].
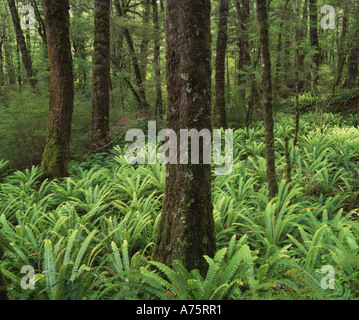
[[41, 0, 74, 179], [152, 0, 216, 276]]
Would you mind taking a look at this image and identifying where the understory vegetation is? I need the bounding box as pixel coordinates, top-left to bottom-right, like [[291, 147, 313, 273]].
[[1, 112, 359, 300]]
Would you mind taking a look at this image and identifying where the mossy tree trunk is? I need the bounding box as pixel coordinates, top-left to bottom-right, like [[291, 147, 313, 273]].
[[7, 0, 37, 90], [215, 0, 229, 129], [91, 0, 111, 151], [256, 0, 278, 199], [41, 0, 74, 179], [152, 0, 216, 276]]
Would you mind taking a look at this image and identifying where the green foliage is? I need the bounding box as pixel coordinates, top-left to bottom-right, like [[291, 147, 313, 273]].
[[1, 112, 359, 300]]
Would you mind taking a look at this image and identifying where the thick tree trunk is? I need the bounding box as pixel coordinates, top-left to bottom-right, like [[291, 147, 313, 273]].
[[7, 0, 37, 90], [91, 0, 111, 151], [153, 0, 216, 275], [256, 0, 278, 199], [215, 0, 229, 129], [41, 0, 74, 179]]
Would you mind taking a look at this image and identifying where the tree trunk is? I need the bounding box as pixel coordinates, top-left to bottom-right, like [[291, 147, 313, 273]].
[[0, 38, 4, 87], [152, 0, 163, 124], [152, 0, 216, 275], [140, 0, 151, 83], [41, 0, 74, 179], [7, 0, 37, 90], [215, 0, 229, 129], [30, 0, 47, 46], [298, 0, 308, 90], [309, 0, 320, 95], [345, 17, 359, 89], [91, 0, 111, 151], [246, 49, 260, 127], [256, 0, 278, 199], [4, 42, 16, 85], [274, 0, 290, 98], [114, 0, 148, 113], [4, 41, 16, 85], [334, 11, 348, 90], [235, 0, 251, 103], [293, 0, 301, 148]]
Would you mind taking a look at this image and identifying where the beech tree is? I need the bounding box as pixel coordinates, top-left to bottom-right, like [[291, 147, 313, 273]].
[[152, 0, 216, 275], [256, 0, 278, 199], [91, 0, 111, 151], [41, 0, 74, 178]]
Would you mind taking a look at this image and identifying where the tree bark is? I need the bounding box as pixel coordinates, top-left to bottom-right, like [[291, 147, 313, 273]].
[[235, 0, 251, 103], [256, 0, 278, 199], [0, 38, 4, 87], [215, 0, 229, 129], [41, 0, 74, 179], [152, 0, 216, 275], [140, 0, 151, 83], [334, 10, 348, 90], [152, 0, 163, 124], [309, 0, 320, 95], [30, 0, 47, 46], [7, 0, 37, 90], [91, 0, 111, 151], [345, 10, 359, 89], [114, 0, 148, 113], [4, 42, 16, 85], [246, 49, 260, 127]]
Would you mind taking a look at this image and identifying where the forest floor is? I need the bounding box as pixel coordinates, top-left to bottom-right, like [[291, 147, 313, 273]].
[[1, 111, 359, 300]]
